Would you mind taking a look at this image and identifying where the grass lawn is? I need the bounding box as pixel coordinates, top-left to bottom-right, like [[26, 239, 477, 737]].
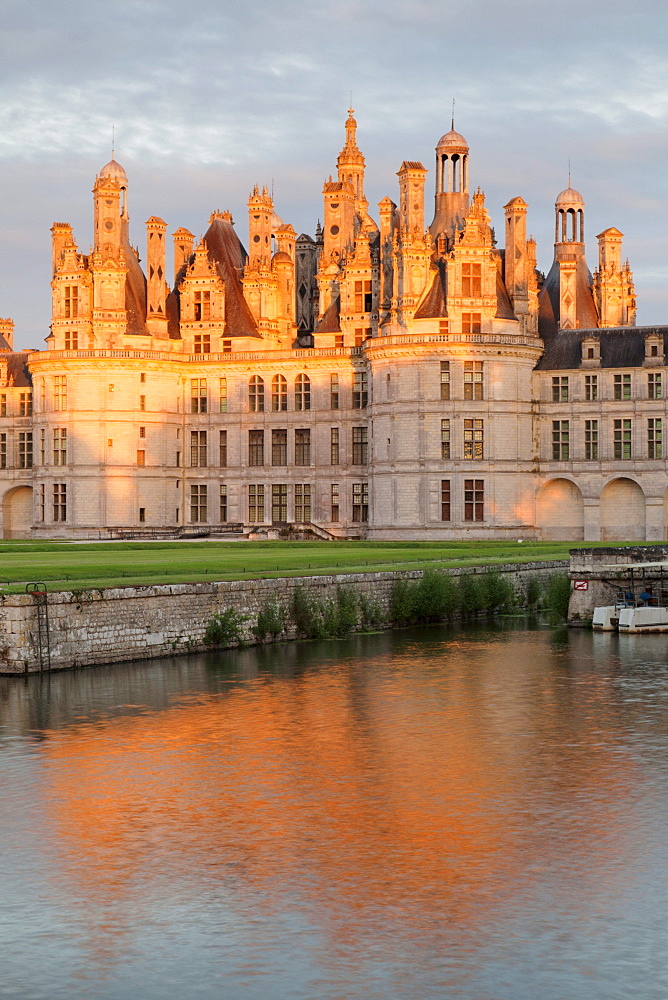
[[0, 538, 642, 594]]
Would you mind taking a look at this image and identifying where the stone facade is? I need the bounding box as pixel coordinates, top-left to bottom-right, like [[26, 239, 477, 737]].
[[0, 112, 664, 541], [0, 561, 567, 673]]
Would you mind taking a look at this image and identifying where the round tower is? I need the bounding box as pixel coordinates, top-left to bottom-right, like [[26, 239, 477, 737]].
[[430, 127, 470, 241]]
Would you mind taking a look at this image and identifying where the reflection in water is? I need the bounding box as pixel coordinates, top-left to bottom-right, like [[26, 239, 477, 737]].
[[2, 622, 668, 1000]]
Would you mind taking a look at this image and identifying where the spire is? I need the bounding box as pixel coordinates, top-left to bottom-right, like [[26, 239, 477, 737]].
[[345, 106, 358, 149], [451, 98, 455, 131]]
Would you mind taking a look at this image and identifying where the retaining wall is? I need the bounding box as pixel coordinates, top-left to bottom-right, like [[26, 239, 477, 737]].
[[0, 561, 568, 674]]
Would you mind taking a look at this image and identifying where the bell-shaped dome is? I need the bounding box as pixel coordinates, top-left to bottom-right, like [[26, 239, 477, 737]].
[[556, 186, 584, 207], [99, 156, 128, 182], [436, 128, 469, 151]]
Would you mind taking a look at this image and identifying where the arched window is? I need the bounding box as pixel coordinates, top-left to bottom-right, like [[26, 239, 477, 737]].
[[272, 374, 287, 412], [295, 373, 311, 411], [249, 375, 264, 412]]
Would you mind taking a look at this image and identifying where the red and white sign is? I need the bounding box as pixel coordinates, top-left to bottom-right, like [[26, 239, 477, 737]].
[[573, 581, 588, 591]]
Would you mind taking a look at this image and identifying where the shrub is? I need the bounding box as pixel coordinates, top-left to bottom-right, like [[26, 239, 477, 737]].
[[545, 573, 571, 621], [480, 571, 516, 612], [335, 586, 359, 637], [526, 576, 542, 608], [390, 578, 417, 624], [253, 598, 286, 641], [359, 593, 383, 628], [204, 607, 247, 646], [459, 573, 486, 616]]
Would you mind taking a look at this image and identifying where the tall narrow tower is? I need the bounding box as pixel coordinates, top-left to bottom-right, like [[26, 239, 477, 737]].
[[430, 125, 469, 241], [337, 108, 366, 209]]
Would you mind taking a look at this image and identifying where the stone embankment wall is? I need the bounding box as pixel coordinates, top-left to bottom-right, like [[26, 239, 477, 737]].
[[568, 545, 668, 621], [0, 562, 567, 674]]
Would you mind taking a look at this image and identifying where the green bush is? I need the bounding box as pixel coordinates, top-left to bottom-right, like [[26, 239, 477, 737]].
[[204, 607, 247, 646], [459, 573, 486, 616], [359, 593, 384, 628], [390, 578, 418, 624], [335, 586, 359, 636], [545, 573, 571, 621], [480, 571, 516, 612], [253, 598, 286, 640], [526, 576, 542, 608]]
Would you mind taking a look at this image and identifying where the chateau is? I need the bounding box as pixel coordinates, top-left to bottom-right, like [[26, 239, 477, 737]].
[[0, 112, 665, 541]]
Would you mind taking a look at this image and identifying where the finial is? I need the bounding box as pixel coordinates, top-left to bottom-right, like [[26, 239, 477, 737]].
[[568, 159, 571, 187], [111, 124, 115, 159], [451, 98, 455, 131]]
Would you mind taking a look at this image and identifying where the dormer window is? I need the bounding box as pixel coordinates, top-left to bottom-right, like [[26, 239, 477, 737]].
[[194, 290, 211, 321], [581, 336, 600, 366]]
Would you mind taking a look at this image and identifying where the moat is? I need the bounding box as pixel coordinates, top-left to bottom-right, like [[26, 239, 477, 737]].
[[2, 621, 668, 1000]]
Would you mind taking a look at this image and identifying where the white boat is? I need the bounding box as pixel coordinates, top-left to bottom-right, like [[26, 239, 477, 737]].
[[618, 606, 668, 632], [592, 605, 625, 631]]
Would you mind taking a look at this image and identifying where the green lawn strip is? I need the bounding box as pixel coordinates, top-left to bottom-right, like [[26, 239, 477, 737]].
[[0, 538, 640, 594]]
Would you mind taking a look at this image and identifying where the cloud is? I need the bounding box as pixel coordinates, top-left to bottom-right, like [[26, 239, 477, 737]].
[[1, 0, 668, 344]]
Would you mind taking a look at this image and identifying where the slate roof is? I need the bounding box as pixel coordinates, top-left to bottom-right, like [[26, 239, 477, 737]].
[[536, 326, 668, 371], [414, 264, 447, 319], [538, 255, 599, 339], [4, 353, 32, 387], [315, 296, 341, 333]]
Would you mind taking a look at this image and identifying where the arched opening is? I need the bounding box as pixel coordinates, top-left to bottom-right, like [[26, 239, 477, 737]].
[[2, 486, 33, 539], [600, 478, 645, 541], [536, 478, 584, 540]]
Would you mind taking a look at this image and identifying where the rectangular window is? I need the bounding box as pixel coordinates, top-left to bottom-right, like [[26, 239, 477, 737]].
[[649, 372, 662, 399], [193, 290, 211, 321], [585, 374, 598, 401], [354, 279, 372, 312], [19, 392, 32, 417], [139, 426, 146, 438], [139, 507, 146, 523], [614, 418, 632, 459], [0, 393, 6, 417], [18, 432, 32, 469], [136, 449, 145, 466], [331, 483, 340, 522], [552, 420, 569, 460], [352, 426, 368, 464], [463, 418, 483, 459], [140, 373, 146, 383], [219, 430, 227, 467], [461, 262, 482, 297], [248, 430, 264, 467], [585, 419, 598, 460], [248, 484, 265, 522], [0, 433, 6, 468], [40, 428, 45, 465], [354, 328, 364, 347], [648, 418, 663, 459], [139, 394, 146, 411], [219, 485, 228, 522], [330, 374, 340, 409], [53, 376, 67, 411], [614, 373, 632, 400], [353, 371, 368, 408], [551, 376, 569, 402], [441, 480, 451, 521], [39, 484, 45, 522], [330, 427, 340, 465], [191, 378, 207, 413], [295, 428, 311, 466], [190, 484, 207, 523], [64, 285, 78, 318], [441, 419, 450, 460], [53, 483, 67, 522], [352, 482, 369, 522], [440, 361, 450, 400], [220, 377, 228, 412], [190, 430, 207, 467], [462, 313, 482, 335], [294, 484, 311, 522], [464, 361, 483, 400], [272, 376, 287, 412], [334, 334, 344, 349], [64, 330, 78, 350], [272, 429, 287, 466], [222, 339, 232, 354], [53, 428, 67, 466], [464, 479, 484, 522], [194, 332, 211, 353], [272, 483, 288, 523]]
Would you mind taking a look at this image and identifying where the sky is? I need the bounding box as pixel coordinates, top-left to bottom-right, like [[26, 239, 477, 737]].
[[1, 0, 668, 349]]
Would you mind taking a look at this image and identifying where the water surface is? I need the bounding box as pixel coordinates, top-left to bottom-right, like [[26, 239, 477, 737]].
[[2, 621, 668, 999]]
